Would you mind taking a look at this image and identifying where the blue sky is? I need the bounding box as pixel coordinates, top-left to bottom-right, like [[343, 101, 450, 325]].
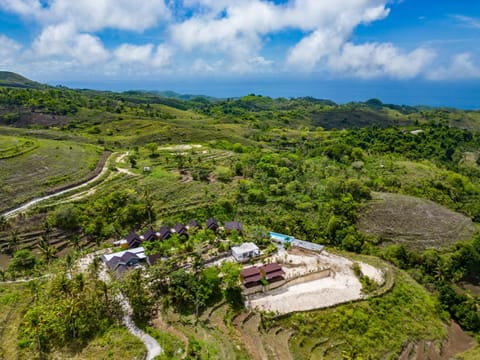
[[0, 0, 479, 107]]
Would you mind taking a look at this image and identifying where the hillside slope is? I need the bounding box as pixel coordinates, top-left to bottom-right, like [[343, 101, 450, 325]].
[[0, 71, 44, 89], [357, 192, 477, 249]]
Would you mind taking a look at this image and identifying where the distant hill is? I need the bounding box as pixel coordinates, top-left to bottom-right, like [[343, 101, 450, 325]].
[[151, 90, 218, 101], [0, 71, 44, 89]]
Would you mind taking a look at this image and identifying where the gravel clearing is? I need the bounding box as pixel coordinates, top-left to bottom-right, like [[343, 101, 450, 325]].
[[248, 250, 384, 314]]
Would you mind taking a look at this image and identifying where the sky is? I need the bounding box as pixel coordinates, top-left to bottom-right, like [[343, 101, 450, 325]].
[[0, 0, 479, 108]]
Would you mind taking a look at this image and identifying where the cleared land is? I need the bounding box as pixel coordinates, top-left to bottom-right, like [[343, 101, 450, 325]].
[[357, 192, 477, 249], [248, 249, 384, 314], [0, 136, 102, 213]]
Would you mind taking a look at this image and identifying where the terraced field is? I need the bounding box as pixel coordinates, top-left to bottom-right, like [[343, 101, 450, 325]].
[[0, 136, 103, 213], [0, 135, 38, 159], [357, 192, 477, 250]]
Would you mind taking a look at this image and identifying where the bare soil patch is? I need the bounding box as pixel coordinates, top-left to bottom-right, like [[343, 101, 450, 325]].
[[0, 108, 68, 127], [357, 192, 476, 250]]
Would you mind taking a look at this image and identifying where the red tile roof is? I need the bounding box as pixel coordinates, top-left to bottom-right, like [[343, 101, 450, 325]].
[[240, 266, 260, 278], [261, 263, 283, 274], [264, 270, 285, 280]]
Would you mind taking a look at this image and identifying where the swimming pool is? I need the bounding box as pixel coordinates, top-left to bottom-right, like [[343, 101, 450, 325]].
[[269, 231, 294, 243]]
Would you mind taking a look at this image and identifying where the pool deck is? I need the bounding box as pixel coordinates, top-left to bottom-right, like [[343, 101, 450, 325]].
[[269, 232, 324, 252]]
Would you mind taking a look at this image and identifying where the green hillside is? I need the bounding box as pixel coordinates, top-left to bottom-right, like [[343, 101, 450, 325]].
[[0, 81, 479, 359], [0, 71, 44, 89]]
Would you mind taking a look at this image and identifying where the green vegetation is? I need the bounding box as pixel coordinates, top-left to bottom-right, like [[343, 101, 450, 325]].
[[274, 270, 446, 359], [1, 75, 480, 358], [0, 284, 32, 359], [0, 71, 44, 89], [0, 136, 103, 212], [0, 136, 38, 159], [50, 326, 146, 360]]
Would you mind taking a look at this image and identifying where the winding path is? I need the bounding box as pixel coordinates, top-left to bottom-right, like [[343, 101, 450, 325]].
[[1, 152, 120, 219], [119, 293, 163, 360], [77, 252, 163, 359]]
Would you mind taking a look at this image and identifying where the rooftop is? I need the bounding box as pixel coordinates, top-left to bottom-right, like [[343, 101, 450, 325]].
[[232, 242, 259, 254], [262, 263, 283, 274], [241, 266, 261, 279], [102, 247, 146, 263]]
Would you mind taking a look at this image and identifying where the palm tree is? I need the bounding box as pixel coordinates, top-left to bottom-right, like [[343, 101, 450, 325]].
[[26, 279, 41, 303], [88, 256, 101, 281], [64, 253, 74, 276], [43, 220, 52, 240], [70, 234, 81, 251], [0, 215, 9, 231], [7, 229, 19, 254], [37, 236, 57, 264]]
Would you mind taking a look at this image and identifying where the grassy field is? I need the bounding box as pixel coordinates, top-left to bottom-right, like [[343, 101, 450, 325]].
[[48, 327, 146, 360], [0, 136, 103, 213], [0, 284, 32, 360], [357, 192, 477, 250], [0, 135, 38, 159], [274, 270, 447, 359]]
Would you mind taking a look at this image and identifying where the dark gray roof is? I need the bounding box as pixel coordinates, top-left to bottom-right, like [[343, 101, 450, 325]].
[[159, 226, 172, 240], [147, 253, 162, 266], [188, 219, 202, 229], [206, 217, 219, 230], [224, 221, 243, 232], [107, 257, 122, 270], [120, 252, 139, 263], [143, 228, 157, 241], [126, 232, 142, 248], [174, 223, 187, 234]]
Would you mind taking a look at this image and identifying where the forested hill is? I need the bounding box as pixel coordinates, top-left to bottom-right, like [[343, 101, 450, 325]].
[[0, 72, 480, 130]]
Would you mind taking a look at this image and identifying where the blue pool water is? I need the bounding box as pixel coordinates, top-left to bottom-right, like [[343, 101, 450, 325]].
[[269, 231, 294, 243]]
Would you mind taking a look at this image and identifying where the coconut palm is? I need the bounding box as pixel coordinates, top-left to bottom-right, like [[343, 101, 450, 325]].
[[6, 229, 19, 254], [37, 236, 57, 264]]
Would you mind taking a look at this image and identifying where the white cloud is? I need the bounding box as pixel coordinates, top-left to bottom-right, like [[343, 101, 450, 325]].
[[328, 43, 436, 79], [0, 0, 475, 80], [287, 30, 345, 70], [249, 56, 273, 66], [0, 35, 22, 66], [114, 44, 155, 64], [0, 0, 170, 32], [0, 0, 42, 17], [172, 0, 391, 73], [191, 58, 221, 73], [113, 43, 172, 68], [453, 15, 480, 29], [152, 45, 172, 67], [428, 53, 480, 80], [33, 23, 109, 65]]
